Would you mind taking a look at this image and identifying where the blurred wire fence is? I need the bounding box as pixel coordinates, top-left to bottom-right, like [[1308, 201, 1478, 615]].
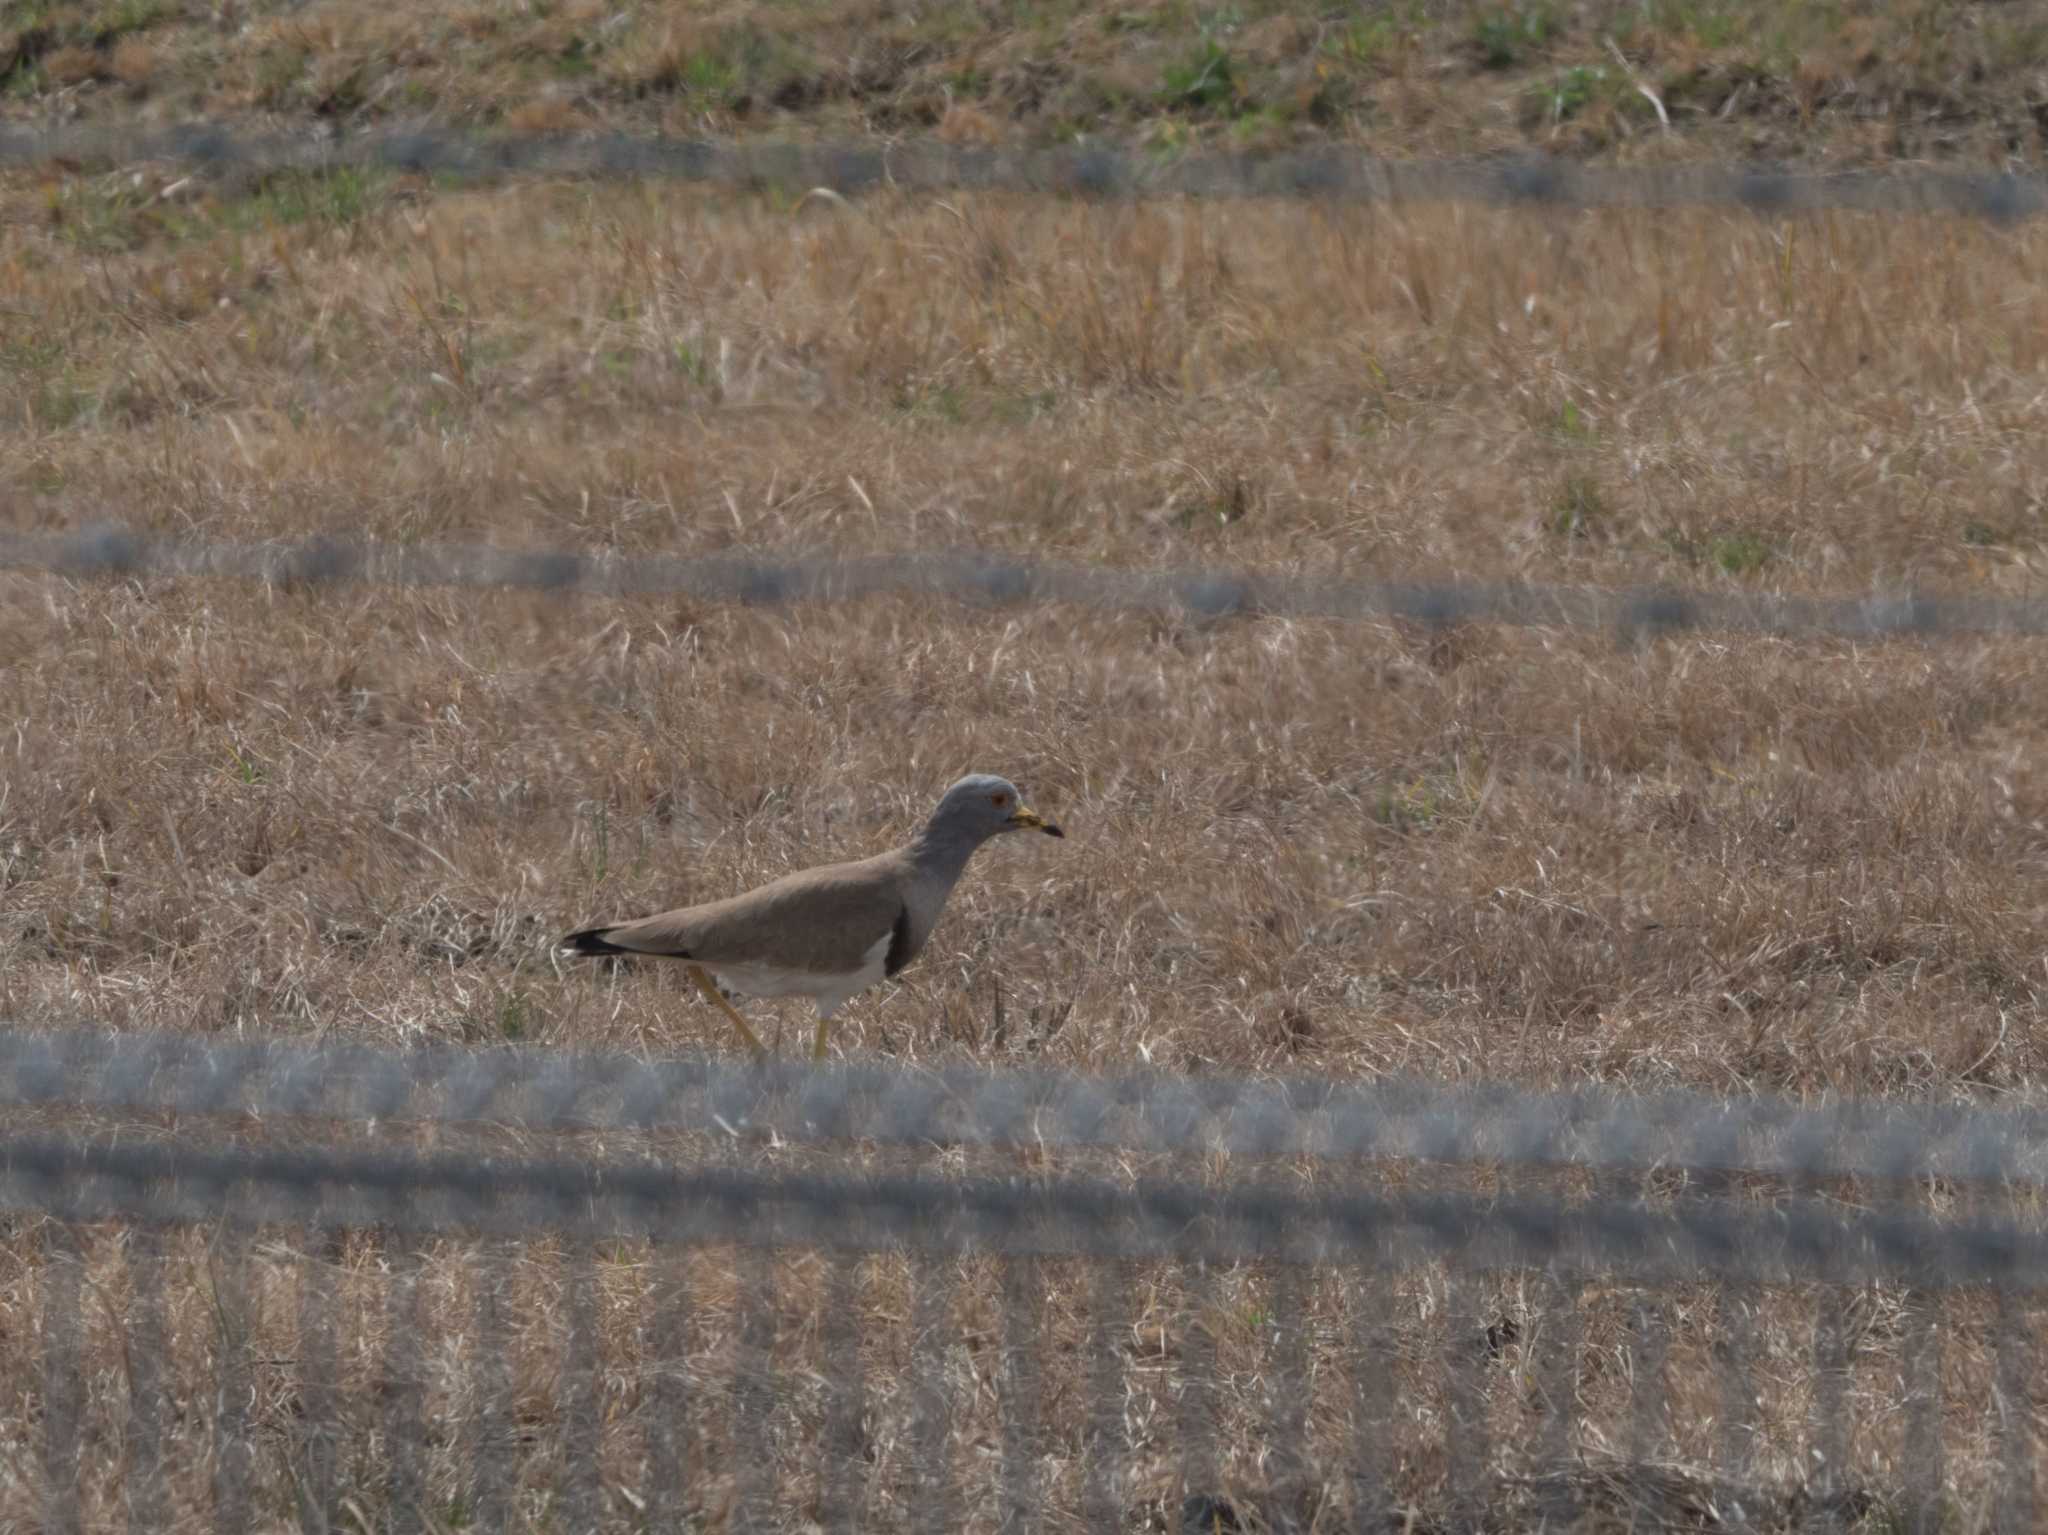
[[9, 522, 2048, 643], [5, 122, 2046, 221], [5, 1023, 2047, 1189], [6, 1023, 2047, 1532]]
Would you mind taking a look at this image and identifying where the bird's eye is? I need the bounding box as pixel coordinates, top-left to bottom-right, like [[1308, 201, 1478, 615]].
[[991, 793, 1009, 807]]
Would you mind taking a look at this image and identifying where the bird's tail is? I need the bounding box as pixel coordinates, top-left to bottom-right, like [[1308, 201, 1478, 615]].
[[559, 926, 630, 957]]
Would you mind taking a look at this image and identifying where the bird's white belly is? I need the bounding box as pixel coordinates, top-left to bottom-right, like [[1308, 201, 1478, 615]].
[[710, 932, 892, 1014]]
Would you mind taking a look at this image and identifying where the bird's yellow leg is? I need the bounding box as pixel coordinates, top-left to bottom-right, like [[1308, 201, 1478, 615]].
[[686, 965, 770, 1060], [811, 1014, 832, 1063]]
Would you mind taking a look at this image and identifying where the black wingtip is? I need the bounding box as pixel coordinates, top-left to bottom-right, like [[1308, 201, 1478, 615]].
[[559, 926, 629, 957]]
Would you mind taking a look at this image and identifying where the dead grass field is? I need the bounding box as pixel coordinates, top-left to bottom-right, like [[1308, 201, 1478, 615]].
[[7, 0, 2048, 166], [4, 119, 2048, 1529], [0, 1213, 2030, 1532]]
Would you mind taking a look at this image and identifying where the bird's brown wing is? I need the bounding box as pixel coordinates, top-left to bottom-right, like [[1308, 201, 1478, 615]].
[[591, 850, 912, 976]]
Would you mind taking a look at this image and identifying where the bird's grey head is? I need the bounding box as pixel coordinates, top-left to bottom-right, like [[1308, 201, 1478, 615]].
[[921, 774, 1065, 850]]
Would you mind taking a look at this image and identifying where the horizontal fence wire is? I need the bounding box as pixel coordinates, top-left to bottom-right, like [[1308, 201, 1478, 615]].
[[0, 1130, 2031, 1287], [4, 123, 2047, 221], [7, 524, 2048, 641], [2, 1022, 2043, 1190]]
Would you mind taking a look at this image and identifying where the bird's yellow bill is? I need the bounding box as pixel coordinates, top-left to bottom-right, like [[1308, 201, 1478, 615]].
[[1007, 804, 1065, 837]]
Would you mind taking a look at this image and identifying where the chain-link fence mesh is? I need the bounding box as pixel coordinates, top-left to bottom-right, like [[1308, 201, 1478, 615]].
[[3, 1023, 2044, 1532]]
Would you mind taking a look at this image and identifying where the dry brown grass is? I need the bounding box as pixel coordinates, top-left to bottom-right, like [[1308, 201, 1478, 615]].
[[6, 0, 2048, 166], [3, 159, 2048, 1527], [0, 1196, 2037, 1530]]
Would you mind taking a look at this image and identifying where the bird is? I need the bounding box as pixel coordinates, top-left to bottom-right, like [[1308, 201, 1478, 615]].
[[558, 774, 1064, 1061]]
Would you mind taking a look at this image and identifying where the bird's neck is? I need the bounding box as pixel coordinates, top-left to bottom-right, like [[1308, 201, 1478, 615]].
[[907, 829, 981, 886]]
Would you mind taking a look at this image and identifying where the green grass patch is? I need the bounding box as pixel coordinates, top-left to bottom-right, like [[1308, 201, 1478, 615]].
[[1535, 63, 1611, 121], [1658, 526, 1776, 576], [48, 178, 164, 253], [640, 20, 814, 106], [252, 41, 311, 105], [1101, 6, 1165, 33], [1163, 38, 1242, 113], [1472, 1, 1553, 68], [5, 58, 50, 100], [915, 0, 989, 46], [670, 340, 712, 387], [220, 167, 391, 232], [1709, 529, 1772, 576], [1550, 472, 1604, 538], [1985, 16, 2048, 66], [1552, 397, 1595, 443], [35, 380, 99, 430], [2, 334, 66, 376], [1372, 771, 1471, 833], [680, 49, 738, 96], [496, 991, 532, 1042], [897, 383, 969, 422], [1327, 11, 1415, 70], [94, 0, 166, 40]]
